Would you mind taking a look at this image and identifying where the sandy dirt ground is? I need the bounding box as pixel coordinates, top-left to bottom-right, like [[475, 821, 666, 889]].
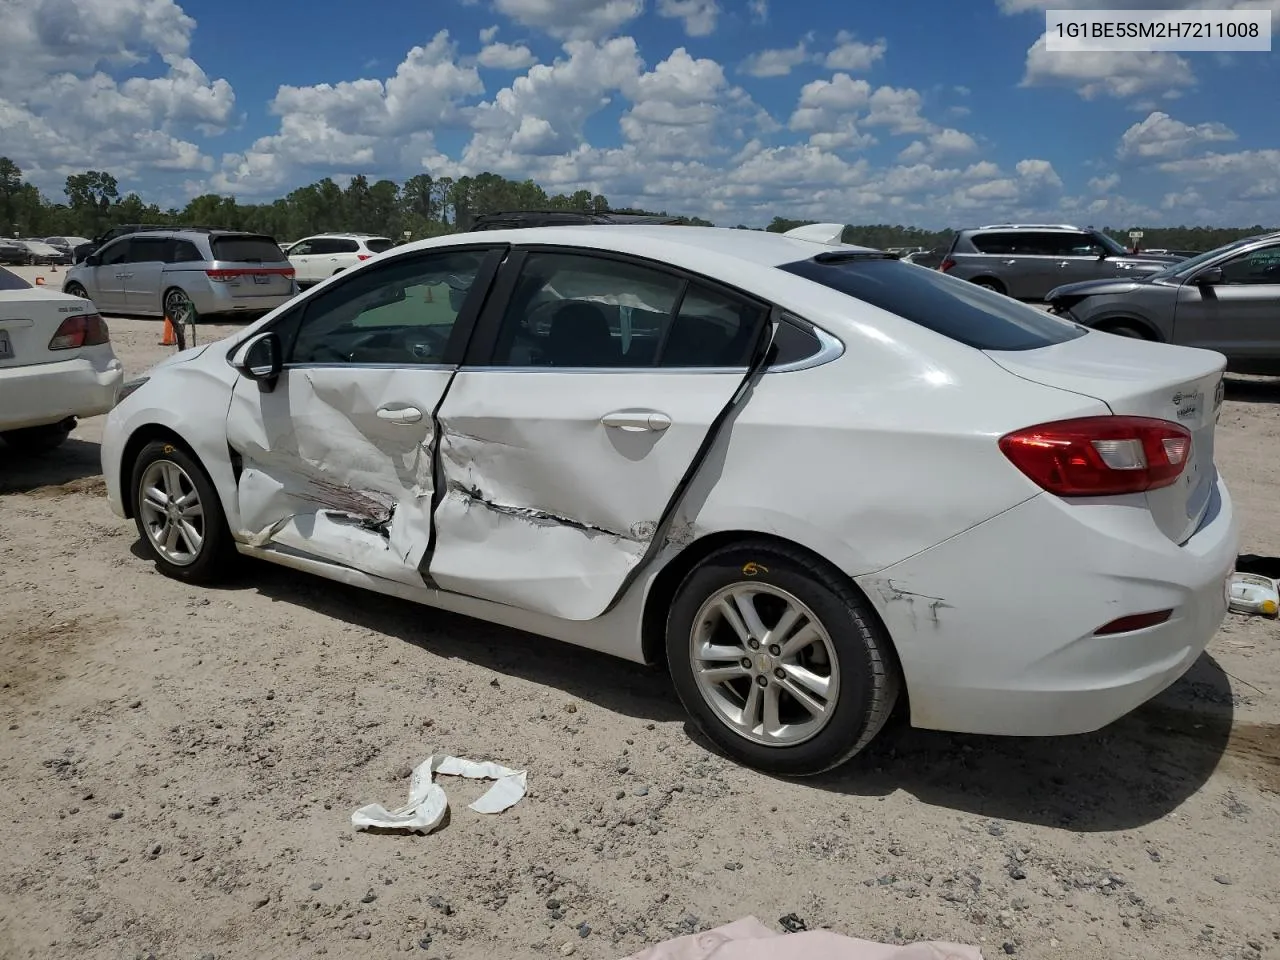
[[2, 266, 1278, 960]]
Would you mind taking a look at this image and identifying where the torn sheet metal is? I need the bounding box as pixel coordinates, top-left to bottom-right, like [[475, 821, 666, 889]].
[[425, 370, 743, 621], [351, 755, 527, 836], [225, 367, 451, 585], [619, 916, 984, 960]]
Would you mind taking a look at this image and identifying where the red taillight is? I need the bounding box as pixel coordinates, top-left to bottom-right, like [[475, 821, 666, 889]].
[[939, 257, 956, 272], [357, 254, 371, 261], [206, 267, 295, 282], [998, 416, 1192, 497], [49, 313, 109, 350], [1094, 610, 1173, 635]]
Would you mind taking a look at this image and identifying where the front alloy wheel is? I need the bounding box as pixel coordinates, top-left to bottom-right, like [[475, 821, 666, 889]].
[[131, 439, 235, 583]]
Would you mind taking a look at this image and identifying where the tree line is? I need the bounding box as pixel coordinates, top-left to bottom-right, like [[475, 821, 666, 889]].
[[1, 156, 1272, 254]]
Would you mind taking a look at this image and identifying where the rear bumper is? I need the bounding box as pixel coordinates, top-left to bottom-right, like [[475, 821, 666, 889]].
[[857, 477, 1238, 737], [0, 351, 124, 431], [190, 283, 297, 317]]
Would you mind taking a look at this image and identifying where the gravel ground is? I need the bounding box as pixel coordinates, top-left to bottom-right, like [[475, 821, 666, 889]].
[[2, 273, 1278, 960]]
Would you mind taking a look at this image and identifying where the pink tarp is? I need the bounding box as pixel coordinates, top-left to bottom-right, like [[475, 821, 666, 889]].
[[619, 917, 984, 960]]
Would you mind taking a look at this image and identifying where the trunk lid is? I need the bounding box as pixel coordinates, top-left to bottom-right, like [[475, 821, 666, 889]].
[[986, 331, 1226, 545], [0, 287, 95, 369], [208, 235, 295, 299]]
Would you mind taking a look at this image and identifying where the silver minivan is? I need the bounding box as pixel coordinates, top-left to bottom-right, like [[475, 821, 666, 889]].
[[62, 229, 298, 319]]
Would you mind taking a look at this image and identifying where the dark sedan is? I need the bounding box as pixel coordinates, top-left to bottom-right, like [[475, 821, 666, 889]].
[[1045, 231, 1280, 369]]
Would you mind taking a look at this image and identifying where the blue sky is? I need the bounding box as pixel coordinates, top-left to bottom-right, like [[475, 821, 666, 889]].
[[2, 0, 1277, 227]]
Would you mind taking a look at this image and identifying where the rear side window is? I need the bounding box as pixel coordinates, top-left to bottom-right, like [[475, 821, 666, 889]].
[[167, 240, 203, 263], [333, 239, 360, 253], [365, 238, 393, 253], [212, 235, 286, 263], [0, 267, 31, 290], [970, 232, 1019, 254], [779, 257, 1087, 351]]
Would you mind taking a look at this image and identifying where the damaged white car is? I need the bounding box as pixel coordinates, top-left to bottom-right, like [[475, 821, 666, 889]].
[[100, 225, 1238, 775]]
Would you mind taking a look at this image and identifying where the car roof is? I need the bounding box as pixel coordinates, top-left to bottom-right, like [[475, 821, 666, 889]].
[[400, 224, 878, 268]]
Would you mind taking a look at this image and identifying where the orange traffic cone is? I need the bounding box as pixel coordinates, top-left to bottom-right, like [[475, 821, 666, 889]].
[[50, 263, 58, 272], [35, 276, 45, 285], [160, 315, 177, 346]]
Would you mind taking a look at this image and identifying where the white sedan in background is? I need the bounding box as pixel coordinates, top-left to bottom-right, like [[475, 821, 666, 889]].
[[0, 267, 124, 450], [100, 225, 1236, 775]]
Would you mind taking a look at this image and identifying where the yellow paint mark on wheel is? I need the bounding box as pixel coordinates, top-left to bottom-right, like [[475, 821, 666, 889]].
[[742, 562, 769, 577]]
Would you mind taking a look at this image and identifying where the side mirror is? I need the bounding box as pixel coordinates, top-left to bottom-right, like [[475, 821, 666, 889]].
[[232, 331, 282, 389], [1194, 267, 1224, 286], [85, 253, 101, 266]]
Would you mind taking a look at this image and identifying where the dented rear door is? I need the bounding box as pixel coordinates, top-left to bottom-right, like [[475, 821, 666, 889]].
[[224, 246, 504, 585], [425, 248, 770, 621]]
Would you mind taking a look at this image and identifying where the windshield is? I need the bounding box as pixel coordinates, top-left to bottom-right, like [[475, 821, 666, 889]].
[[1147, 236, 1262, 279], [0, 267, 32, 290]]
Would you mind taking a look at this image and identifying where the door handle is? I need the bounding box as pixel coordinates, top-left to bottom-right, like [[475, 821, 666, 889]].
[[376, 406, 423, 424], [1057, 260, 1070, 268], [601, 410, 671, 432], [1002, 260, 1017, 265]]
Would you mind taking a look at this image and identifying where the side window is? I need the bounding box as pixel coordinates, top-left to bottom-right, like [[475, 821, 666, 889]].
[[166, 240, 202, 263], [1017, 232, 1069, 256], [658, 284, 767, 367], [289, 240, 313, 256], [309, 238, 338, 255], [126, 238, 168, 263], [98, 241, 130, 266], [971, 233, 1017, 255], [1220, 244, 1280, 284], [490, 253, 683, 368], [1061, 233, 1105, 256], [334, 239, 360, 253], [766, 319, 824, 368], [288, 249, 490, 366]]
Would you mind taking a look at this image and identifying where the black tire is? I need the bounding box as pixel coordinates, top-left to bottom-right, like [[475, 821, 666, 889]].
[[64, 282, 88, 299], [1, 422, 73, 452], [130, 439, 236, 584], [162, 287, 193, 324], [1101, 323, 1152, 340], [972, 278, 1006, 295], [666, 541, 900, 777]]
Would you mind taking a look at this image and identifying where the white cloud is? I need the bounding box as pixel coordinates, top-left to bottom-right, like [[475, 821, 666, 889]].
[[748, 0, 768, 22], [789, 74, 871, 131], [1021, 37, 1195, 100], [1117, 111, 1237, 161], [1159, 149, 1280, 205], [479, 25, 500, 43], [739, 41, 811, 77], [1089, 173, 1120, 192], [864, 85, 932, 134], [493, 0, 644, 40], [0, 0, 234, 189], [823, 31, 886, 72], [478, 41, 538, 70], [657, 0, 720, 36], [898, 128, 979, 164]]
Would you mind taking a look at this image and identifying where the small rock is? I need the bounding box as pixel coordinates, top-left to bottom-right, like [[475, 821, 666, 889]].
[[108, 810, 124, 820], [987, 822, 1006, 837], [565, 703, 578, 714], [129, 700, 142, 709], [546, 899, 561, 910], [1008, 867, 1026, 881], [578, 923, 591, 938], [309, 882, 323, 891], [253, 896, 269, 910], [561, 943, 576, 957], [199, 954, 216, 960], [1213, 875, 1233, 886], [350, 930, 371, 940], [148, 844, 162, 857], [615, 790, 625, 800], [418, 936, 432, 949], [616, 764, 629, 774], [1002, 942, 1016, 955], [551, 909, 566, 920], [634, 786, 649, 797], [361, 889, 378, 903]]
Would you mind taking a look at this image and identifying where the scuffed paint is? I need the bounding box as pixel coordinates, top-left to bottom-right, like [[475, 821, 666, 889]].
[[448, 479, 633, 541], [869, 577, 953, 628]]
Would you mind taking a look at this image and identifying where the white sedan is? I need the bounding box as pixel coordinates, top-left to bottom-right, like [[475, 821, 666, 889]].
[[99, 225, 1237, 775], [0, 267, 124, 450]]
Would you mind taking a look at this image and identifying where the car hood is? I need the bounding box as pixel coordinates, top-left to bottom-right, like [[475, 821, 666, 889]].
[[1046, 277, 1151, 300]]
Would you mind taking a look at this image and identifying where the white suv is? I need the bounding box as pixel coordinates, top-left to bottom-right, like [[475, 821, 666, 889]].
[[284, 234, 394, 287]]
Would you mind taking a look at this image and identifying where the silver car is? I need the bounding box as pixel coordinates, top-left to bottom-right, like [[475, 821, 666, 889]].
[[62, 228, 298, 319], [1046, 231, 1280, 369], [940, 224, 1183, 300]]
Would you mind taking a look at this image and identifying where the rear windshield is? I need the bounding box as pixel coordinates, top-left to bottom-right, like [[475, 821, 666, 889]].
[[780, 256, 1087, 351], [0, 267, 32, 290], [365, 237, 393, 253], [211, 235, 287, 263]]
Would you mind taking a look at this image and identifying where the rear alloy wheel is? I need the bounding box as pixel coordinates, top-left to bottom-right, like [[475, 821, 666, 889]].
[[163, 287, 193, 324], [972, 278, 1005, 295], [131, 440, 235, 583], [666, 541, 900, 776], [64, 282, 89, 299], [1, 421, 73, 452]]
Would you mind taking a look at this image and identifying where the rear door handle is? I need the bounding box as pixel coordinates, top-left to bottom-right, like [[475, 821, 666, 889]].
[[376, 405, 423, 424], [1002, 259, 1017, 265], [601, 410, 671, 432], [1057, 260, 1071, 268]]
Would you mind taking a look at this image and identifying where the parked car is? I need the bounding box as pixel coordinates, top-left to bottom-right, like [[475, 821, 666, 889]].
[[0, 239, 27, 265], [467, 210, 682, 230], [44, 236, 92, 259], [284, 233, 395, 287], [100, 225, 1236, 776], [0, 266, 124, 450], [62, 229, 297, 320], [1046, 231, 1280, 369], [940, 224, 1184, 300], [70, 224, 226, 264], [18, 238, 68, 265], [902, 248, 946, 269]]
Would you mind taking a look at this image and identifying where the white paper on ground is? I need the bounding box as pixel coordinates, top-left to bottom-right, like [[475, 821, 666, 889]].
[[351, 754, 528, 835]]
